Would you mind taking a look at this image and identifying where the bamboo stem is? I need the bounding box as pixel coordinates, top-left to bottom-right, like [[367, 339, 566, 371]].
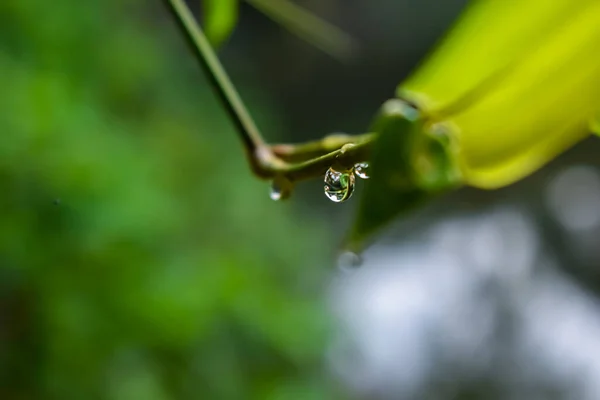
[[162, 0, 374, 186]]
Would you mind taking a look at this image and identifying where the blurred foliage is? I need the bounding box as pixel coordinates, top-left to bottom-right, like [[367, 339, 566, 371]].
[[244, 0, 356, 61], [0, 0, 336, 399], [202, 0, 355, 61], [344, 0, 600, 249], [401, 0, 600, 189], [202, 0, 239, 47], [348, 101, 459, 251]]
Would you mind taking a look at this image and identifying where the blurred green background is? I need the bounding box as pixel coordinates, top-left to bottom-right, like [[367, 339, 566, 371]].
[[0, 0, 344, 398]]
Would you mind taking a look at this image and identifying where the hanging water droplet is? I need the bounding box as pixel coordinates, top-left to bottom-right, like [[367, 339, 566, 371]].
[[270, 176, 293, 201], [270, 186, 283, 201], [324, 167, 355, 202], [354, 162, 370, 179], [337, 251, 363, 272]]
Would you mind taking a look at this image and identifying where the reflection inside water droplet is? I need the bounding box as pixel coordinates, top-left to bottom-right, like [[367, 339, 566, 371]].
[[354, 162, 370, 179], [324, 167, 355, 202], [337, 251, 363, 272]]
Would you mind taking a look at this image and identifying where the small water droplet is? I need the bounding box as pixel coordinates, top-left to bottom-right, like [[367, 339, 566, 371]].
[[337, 251, 363, 272], [354, 162, 370, 179], [270, 176, 293, 201], [324, 167, 355, 202], [270, 187, 283, 201]]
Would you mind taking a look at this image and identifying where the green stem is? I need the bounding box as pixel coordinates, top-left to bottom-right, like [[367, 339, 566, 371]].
[[163, 0, 375, 187], [271, 133, 374, 162], [164, 0, 276, 176], [283, 138, 372, 182]]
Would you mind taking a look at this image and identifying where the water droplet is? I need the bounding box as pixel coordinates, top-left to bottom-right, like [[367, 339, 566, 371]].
[[270, 187, 283, 201], [337, 251, 363, 272], [270, 176, 293, 201], [324, 167, 355, 202], [354, 162, 370, 179]]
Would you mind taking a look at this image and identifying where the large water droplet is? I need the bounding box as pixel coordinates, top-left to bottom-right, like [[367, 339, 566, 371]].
[[324, 167, 355, 202], [270, 176, 293, 201], [354, 162, 370, 179]]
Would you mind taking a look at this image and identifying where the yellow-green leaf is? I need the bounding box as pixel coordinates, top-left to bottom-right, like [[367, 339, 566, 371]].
[[347, 101, 460, 252], [592, 117, 600, 136], [202, 0, 238, 47], [346, 103, 427, 251], [399, 0, 600, 189]]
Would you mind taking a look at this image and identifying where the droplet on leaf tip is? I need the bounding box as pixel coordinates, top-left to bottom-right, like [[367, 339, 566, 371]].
[[270, 187, 283, 201]]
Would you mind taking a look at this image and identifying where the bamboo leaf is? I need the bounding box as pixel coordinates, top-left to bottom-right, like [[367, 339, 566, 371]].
[[346, 101, 459, 252], [592, 117, 600, 136], [399, 0, 600, 189], [202, 0, 239, 47]]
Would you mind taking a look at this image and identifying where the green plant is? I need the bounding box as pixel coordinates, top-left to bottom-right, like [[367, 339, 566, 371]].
[[166, 0, 600, 252], [0, 0, 335, 397]]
